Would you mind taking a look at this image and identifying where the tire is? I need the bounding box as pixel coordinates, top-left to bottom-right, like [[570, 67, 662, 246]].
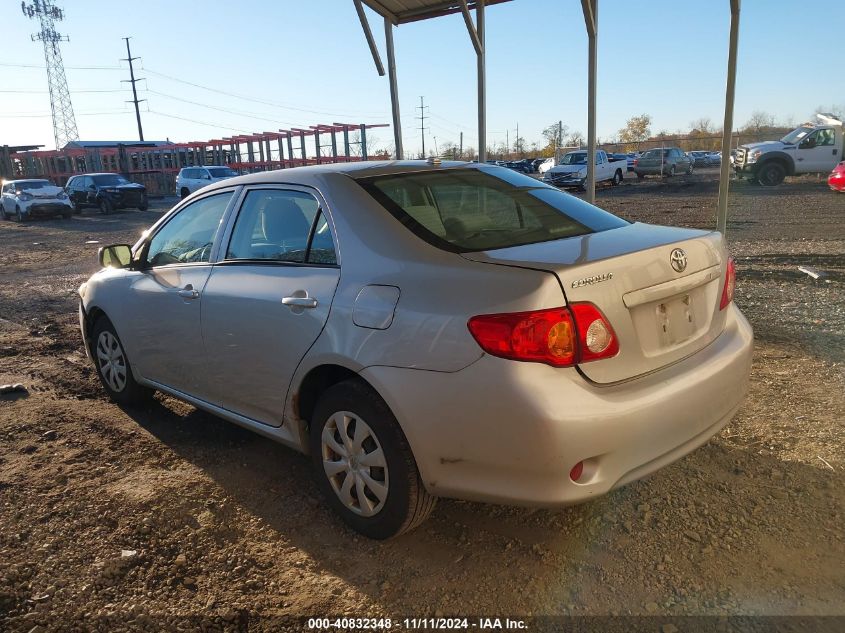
[[686, 162, 694, 175], [99, 198, 113, 215], [758, 162, 786, 187], [138, 202, 149, 211], [667, 165, 676, 177], [90, 316, 153, 407], [612, 169, 623, 186], [180, 187, 190, 200], [15, 206, 26, 222], [72, 200, 82, 214], [310, 379, 436, 539]]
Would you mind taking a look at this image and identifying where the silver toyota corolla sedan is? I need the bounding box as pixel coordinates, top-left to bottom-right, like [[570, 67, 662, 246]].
[[78, 160, 753, 539]]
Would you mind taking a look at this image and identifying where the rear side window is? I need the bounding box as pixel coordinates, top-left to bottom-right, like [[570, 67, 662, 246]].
[[357, 167, 627, 253], [226, 189, 336, 265]]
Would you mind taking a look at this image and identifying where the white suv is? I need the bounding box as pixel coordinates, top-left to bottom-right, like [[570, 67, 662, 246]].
[[175, 166, 238, 199]]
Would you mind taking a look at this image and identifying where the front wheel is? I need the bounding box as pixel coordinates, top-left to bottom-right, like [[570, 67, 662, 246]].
[[138, 201, 149, 211], [99, 198, 113, 214], [310, 379, 436, 539], [180, 187, 190, 200], [758, 162, 786, 187], [91, 317, 153, 406], [686, 163, 694, 175], [666, 165, 676, 177], [612, 169, 623, 186], [15, 206, 27, 222]]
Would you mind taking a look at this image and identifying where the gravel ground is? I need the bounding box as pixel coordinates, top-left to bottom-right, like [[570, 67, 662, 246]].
[[0, 173, 843, 631]]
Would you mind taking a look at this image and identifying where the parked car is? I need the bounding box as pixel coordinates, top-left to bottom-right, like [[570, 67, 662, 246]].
[[537, 157, 556, 174], [734, 113, 843, 186], [689, 151, 711, 167], [626, 153, 639, 171], [634, 148, 693, 178], [543, 149, 625, 189], [65, 173, 148, 214], [1, 178, 74, 221], [707, 152, 722, 166], [829, 161, 845, 192], [80, 160, 752, 539], [532, 158, 546, 172], [176, 166, 239, 199]]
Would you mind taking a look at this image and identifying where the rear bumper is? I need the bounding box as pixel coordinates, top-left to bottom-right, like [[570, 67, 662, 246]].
[[361, 304, 753, 507]]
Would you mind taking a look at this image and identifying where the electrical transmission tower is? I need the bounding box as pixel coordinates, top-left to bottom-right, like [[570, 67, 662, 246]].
[[21, 0, 79, 149], [416, 96, 429, 157]]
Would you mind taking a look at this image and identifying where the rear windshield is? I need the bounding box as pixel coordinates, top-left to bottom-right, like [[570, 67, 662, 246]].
[[642, 149, 671, 158], [356, 167, 628, 253], [208, 167, 238, 178], [92, 174, 130, 186]]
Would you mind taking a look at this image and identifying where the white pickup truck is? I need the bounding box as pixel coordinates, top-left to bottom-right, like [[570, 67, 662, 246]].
[[543, 149, 626, 190], [734, 113, 843, 186]]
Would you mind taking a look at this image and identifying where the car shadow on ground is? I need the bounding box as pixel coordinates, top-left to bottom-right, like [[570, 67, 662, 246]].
[[120, 393, 844, 615]]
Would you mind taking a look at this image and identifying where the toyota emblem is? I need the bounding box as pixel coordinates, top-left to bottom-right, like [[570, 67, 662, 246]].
[[670, 248, 687, 273]]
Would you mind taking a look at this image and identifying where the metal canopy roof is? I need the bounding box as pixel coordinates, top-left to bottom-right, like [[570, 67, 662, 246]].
[[361, 0, 509, 24]]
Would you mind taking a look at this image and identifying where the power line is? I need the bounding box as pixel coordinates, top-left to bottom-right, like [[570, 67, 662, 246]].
[[0, 88, 127, 93], [0, 61, 123, 70], [0, 110, 130, 118], [145, 89, 299, 127], [146, 109, 252, 134], [121, 37, 145, 141], [141, 66, 388, 119]]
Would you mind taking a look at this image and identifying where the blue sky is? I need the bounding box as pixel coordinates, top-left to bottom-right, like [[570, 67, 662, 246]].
[[2, 0, 840, 154]]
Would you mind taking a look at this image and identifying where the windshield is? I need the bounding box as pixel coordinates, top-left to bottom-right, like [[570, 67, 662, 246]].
[[561, 153, 587, 165], [780, 126, 813, 145], [16, 180, 52, 190], [92, 174, 131, 186], [208, 167, 238, 178], [357, 167, 628, 253]]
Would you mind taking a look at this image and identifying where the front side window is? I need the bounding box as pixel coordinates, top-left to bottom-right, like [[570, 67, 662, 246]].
[[146, 192, 232, 267], [226, 189, 333, 264], [358, 168, 627, 253]]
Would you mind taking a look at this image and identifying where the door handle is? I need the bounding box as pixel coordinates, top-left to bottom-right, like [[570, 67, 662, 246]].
[[282, 296, 318, 308], [178, 284, 199, 299]]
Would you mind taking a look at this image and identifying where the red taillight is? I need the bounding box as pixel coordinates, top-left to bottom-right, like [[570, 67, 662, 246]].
[[467, 303, 618, 367], [719, 257, 736, 310], [569, 461, 584, 482], [633, 158, 639, 166]]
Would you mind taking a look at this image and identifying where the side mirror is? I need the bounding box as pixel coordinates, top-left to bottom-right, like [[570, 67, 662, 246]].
[[202, 174, 211, 180], [800, 138, 816, 149], [98, 244, 132, 269]]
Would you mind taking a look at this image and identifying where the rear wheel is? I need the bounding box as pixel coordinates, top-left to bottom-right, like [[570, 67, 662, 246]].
[[758, 162, 786, 187], [310, 379, 436, 539], [99, 198, 113, 214], [686, 162, 694, 175], [91, 317, 153, 406], [667, 164, 676, 177], [138, 201, 149, 211], [612, 169, 623, 186]]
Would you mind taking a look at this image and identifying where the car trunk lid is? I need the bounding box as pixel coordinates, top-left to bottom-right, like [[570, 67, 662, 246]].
[[462, 222, 728, 384]]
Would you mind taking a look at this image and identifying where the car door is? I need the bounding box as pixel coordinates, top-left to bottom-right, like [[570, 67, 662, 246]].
[[796, 129, 837, 172], [119, 189, 237, 400], [1, 183, 12, 214], [201, 186, 341, 426]]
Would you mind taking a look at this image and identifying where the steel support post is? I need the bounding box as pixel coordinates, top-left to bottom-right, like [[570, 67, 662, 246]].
[[582, 0, 597, 204], [384, 18, 403, 159], [717, 0, 741, 237], [477, 0, 486, 162]]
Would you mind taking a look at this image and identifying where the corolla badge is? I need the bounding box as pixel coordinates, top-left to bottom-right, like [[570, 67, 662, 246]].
[[571, 272, 613, 289], [670, 248, 688, 273]]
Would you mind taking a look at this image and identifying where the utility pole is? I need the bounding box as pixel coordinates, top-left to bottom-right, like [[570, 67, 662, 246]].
[[516, 122, 520, 156], [416, 96, 428, 157], [122, 37, 145, 141], [506, 129, 509, 158], [22, 0, 78, 149], [433, 136, 439, 156], [459, 131, 463, 159]]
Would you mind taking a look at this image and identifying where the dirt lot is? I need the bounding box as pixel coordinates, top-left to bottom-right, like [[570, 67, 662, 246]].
[[1, 171, 843, 631]]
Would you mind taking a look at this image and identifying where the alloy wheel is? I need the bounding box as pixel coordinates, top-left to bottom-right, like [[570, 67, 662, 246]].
[[96, 331, 127, 392], [321, 411, 389, 517]]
